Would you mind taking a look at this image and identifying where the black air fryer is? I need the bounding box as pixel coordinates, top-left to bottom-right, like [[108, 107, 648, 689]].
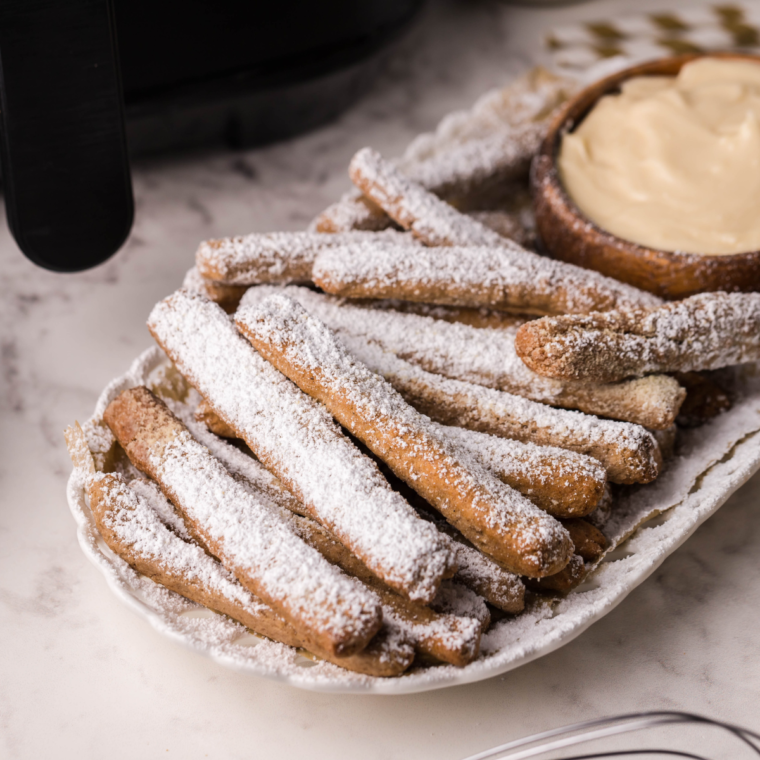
[[0, 0, 422, 272]]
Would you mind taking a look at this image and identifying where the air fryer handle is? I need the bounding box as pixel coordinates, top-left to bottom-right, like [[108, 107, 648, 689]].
[[0, 0, 133, 272]]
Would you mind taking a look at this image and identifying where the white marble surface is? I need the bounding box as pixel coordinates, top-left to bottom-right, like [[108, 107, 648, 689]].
[[1, 1, 759, 757]]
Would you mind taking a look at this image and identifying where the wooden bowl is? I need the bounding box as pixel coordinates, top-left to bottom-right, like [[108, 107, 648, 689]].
[[531, 53, 760, 300]]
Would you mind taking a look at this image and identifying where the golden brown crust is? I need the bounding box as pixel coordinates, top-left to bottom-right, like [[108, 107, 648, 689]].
[[236, 299, 574, 579], [104, 386, 383, 658], [194, 396, 605, 519], [349, 348, 662, 485], [436, 424, 606, 518], [484, 450, 603, 518], [290, 515, 482, 667], [88, 474, 413, 677], [195, 399, 238, 438], [534, 375, 684, 431], [514, 293, 760, 384], [559, 518, 609, 563], [651, 425, 678, 461], [329, 626, 415, 676], [201, 278, 248, 314], [524, 554, 587, 594]]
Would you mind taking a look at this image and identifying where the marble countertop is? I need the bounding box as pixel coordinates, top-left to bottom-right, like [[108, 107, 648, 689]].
[[2, 1, 759, 757]]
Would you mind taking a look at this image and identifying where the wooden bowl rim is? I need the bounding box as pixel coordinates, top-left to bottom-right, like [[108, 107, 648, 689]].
[[538, 52, 760, 266]]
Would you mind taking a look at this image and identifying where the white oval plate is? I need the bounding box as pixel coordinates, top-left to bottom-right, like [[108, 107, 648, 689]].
[[67, 346, 760, 694]]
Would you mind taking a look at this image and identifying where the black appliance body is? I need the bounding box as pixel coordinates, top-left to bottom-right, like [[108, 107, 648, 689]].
[[0, 0, 422, 272]]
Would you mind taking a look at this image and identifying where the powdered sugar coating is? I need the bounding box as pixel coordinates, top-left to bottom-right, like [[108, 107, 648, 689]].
[[182, 265, 208, 295], [311, 68, 575, 235], [148, 289, 454, 603], [448, 538, 524, 612], [313, 242, 663, 316], [432, 580, 490, 631], [170, 397, 306, 518], [434, 423, 605, 498], [138, 412, 381, 643], [402, 68, 575, 164], [350, 147, 505, 247], [129, 476, 194, 542], [93, 472, 275, 617], [152, 401, 477, 666], [236, 293, 573, 576], [240, 286, 681, 430], [71, 342, 760, 690], [64, 54, 760, 687], [310, 189, 392, 234], [325, 333, 659, 485], [381, 599, 481, 663], [96, 471, 417, 673], [196, 229, 417, 286], [81, 417, 116, 472], [175, 395, 527, 614], [183, 415, 484, 661], [402, 121, 545, 202], [517, 292, 760, 383]]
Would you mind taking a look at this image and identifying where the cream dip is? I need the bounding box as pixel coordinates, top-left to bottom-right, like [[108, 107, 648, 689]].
[[558, 58, 760, 255]]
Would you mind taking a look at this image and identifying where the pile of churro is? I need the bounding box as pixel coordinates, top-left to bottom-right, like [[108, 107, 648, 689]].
[[66, 69, 760, 678]]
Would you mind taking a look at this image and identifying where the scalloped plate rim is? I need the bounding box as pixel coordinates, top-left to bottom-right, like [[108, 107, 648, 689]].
[[66, 346, 760, 694]]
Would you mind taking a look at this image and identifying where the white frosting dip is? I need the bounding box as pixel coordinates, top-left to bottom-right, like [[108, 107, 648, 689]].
[[559, 58, 760, 255]]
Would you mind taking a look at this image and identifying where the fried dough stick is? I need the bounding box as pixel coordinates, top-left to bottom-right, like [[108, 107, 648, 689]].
[[312, 69, 575, 232], [148, 289, 456, 604], [314, 242, 663, 319], [337, 148, 663, 315], [166, 410, 489, 665], [84, 410, 485, 669], [336, 335, 662, 485], [103, 387, 382, 658], [433, 423, 606, 518], [193, 395, 606, 518], [86, 469, 414, 676], [515, 293, 760, 383], [235, 294, 573, 579], [241, 285, 683, 430], [180, 399, 524, 615], [525, 555, 588, 594], [560, 518, 609, 563], [196, 229, 417, 287], [115, 403, 494, 666], [235, 288, 662, 485], [182, 267, 248, 314], [359, 299, 533, 330], [291, 516, 483, 666], [413, 502, 590, 595]]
